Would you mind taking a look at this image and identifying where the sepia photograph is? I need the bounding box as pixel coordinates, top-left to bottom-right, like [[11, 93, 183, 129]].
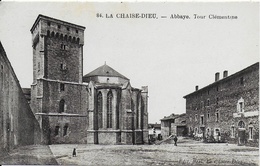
[[0, 1, 259, 165]]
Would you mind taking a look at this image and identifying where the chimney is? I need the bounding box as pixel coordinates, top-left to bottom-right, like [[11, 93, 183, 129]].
[[195, 85, 199, 91], [223, 70, 228, 78], [215, 72, 220, 82]]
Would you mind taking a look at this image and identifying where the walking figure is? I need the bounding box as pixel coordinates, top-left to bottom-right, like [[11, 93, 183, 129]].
[[173, 135, 178, 146], [72, 148, 76, 157]]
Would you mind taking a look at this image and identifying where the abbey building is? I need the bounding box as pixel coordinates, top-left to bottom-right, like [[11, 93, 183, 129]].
[[30, 15, 148, 145]]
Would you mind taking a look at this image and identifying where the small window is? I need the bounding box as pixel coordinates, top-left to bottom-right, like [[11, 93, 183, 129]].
[[249, 127, 253, 140], [55, 126, 60, 136], [207, 90, 209, 95], [207, 113, 210, 120], [240, 77, 244, 85], [239, 102, 243, 112], [59, 99, 65, 113], [67, 27, 70, 31], [76, 29, 78, 33], [207, 99, 210, 106], [47, 30, 50, 37], [216, 86, 219, 91], [216, 97, 219, 105], [231, 126, 235, 138], [60, 83, 65, 91], [195, 114, 198, 121], [200, 116, 204, 125], [238, 121, 245, 128], [215, 110, 219, 122], [63, 125, 68, 136], [47, 22, 51, 26], [60, 63, 67, 70], [58, 25, 61, 29], [237, 98, 244, 113]]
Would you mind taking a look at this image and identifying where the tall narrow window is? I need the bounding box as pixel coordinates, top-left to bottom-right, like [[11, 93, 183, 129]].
[[239, 102, 243, 112], [59, 99, 65, 113], [237, 98, 244, 113], [63, 125, 68, 136], [216, 97, 219, 105], [60, 83, 65, 91], [55, 126, 60, 136], [215, 110, 219, 122], [97, 92, 103, 129], [107, 91, 113, 128], [249, 127, 253, 140], [207, 99, 210, 106], [240, 77, 244, 85], [195, 114, 198, 121], [231, 126, 235, 138], [200, 116, 204, 125]]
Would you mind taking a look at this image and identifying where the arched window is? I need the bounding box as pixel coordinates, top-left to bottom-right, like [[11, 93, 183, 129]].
[[238, 121, 245, 128], [47, 30, 50, 37], [68, 36, 72, 42], [56, 32, 59, 38], [237, 97, 244, 113], [107, 91, 113, 128], [59, 99, 65, 113], [60, 34, 63, 40], [72, 37, 76, 43], [64, 35, 68, 41], [77, 38, 80, 44], [51, 31, 55, 37], [55, 126, 60, 136], [97, 92, 103, 129]]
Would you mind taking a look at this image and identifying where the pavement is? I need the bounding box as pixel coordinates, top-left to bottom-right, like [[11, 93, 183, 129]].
[[0, 137, 259, 165]]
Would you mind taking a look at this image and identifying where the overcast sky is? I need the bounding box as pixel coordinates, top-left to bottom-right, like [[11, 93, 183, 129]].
[[0, 2, 258, 123]]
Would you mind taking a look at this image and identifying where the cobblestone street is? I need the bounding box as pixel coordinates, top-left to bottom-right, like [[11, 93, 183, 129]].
[[0, 138, 258, 165]]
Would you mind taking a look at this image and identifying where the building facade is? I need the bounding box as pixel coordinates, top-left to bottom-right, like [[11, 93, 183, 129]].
[[184, 63, 259, 146], [160, 113, 186, 139], [29, 15, 148, 145], [0, 42, 40, 152], [84, 64, 149, 144]]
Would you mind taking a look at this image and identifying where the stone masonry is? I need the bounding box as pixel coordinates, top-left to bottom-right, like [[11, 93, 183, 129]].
[[0, 42, 41, 152], [184, 63, 259, 146], [30, 15, 88, 144]]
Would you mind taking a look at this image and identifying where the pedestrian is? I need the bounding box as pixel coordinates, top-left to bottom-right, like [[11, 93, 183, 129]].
[[72, 148, 76, 157], [173, 135, 178, 146]]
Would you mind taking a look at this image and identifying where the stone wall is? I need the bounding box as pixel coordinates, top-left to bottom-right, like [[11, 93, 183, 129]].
[[0, 42, 41, 152], [185, 63, 259, 146]]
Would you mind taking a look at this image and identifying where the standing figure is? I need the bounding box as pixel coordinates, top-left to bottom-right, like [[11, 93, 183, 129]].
[[73, 148, 76, 157], [173, 135, 178, 146]]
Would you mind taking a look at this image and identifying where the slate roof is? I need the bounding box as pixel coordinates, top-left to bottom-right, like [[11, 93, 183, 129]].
[[83, 64, 129, 80]]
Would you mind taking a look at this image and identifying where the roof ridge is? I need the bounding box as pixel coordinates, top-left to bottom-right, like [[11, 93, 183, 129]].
[[83, 64, 129, 80]]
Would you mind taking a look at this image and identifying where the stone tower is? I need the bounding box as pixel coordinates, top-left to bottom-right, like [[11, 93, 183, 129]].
[[30, 15, 88, 144]]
